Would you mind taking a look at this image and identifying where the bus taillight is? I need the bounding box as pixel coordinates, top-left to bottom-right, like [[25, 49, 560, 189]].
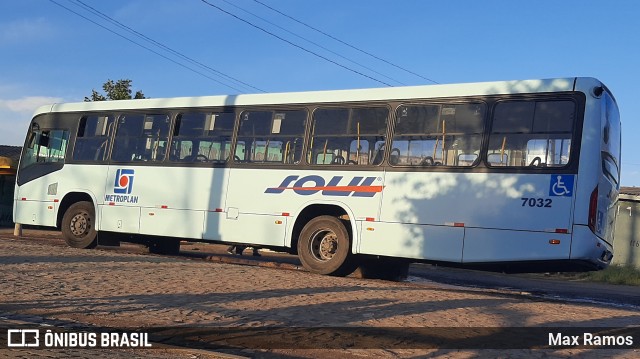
[[588, 185, 598, 233]]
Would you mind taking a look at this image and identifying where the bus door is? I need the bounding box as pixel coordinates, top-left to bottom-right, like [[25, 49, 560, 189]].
[[157, 112, 235, 241], [14, 116, 71, 227]]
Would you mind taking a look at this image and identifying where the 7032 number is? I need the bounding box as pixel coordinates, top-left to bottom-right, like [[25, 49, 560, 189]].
[[521, 197, 552, 208]]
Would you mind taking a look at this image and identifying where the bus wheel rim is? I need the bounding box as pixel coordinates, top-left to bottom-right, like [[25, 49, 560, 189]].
[[310, 229, 338, 261], [70, 212, 90, 237]]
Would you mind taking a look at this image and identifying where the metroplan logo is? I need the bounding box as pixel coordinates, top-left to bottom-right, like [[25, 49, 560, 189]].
[[114, 169, 135, 194], [265, 175, 384, 197], [104, 169, 139, 204]]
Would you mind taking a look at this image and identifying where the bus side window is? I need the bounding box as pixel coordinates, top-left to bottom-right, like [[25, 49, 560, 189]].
[[112, 114, 170, 162], [309, 106, 388, 165], [20, 128, 70, 169], [73, 115, 115, 162], [142, 114, 170, 162], [112, 114, 143, 162], [235, 110, 306, 164], [391, 103, 484, 167], [170, 112, 234, 163], [487, 100, 574, 168]]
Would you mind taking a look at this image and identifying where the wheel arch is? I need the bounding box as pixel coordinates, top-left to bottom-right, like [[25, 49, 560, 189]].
[[56, 191, 98, 229], [289, 201, 359, 255]]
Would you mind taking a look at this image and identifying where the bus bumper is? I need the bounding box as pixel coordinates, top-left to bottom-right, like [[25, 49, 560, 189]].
[[571, 225, 613, 269]]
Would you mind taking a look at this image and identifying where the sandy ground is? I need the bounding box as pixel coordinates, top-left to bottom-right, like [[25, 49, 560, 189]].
[[0, 233, 639, 358]]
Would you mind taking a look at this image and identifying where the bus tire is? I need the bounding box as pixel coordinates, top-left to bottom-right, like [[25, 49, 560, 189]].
[[298, 215, 354, 276], [61, 201, 97, 249]]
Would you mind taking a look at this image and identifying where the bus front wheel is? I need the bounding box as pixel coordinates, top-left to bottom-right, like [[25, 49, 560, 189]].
[[61, 201, 97, 249], [298, 215, 355, 276]]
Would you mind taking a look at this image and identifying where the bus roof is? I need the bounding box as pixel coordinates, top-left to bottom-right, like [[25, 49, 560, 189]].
[[36, 77, 599, 116]]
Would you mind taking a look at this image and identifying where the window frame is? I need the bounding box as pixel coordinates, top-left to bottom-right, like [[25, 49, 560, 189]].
[[169, 111, 236, 164], [110, 112, 171, 163], [20, 127, 70, 169], [388, 101, 487, 168], [486, 98, 578, 169], [307, 105, 390, 167], [16, 113, 75, 186], [233, 108, 308, 166], [71, 114, 116, 163]]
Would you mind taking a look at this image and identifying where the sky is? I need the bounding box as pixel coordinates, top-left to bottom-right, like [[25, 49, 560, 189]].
[[1, 0, 639, 185]]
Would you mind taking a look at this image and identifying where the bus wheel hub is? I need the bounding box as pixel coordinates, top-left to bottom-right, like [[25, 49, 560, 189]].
[[317, 232, 337, 260], [70, 214, 88, 236]]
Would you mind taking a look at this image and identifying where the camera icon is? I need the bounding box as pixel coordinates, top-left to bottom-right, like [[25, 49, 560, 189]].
[[7, 329, 40, 347]]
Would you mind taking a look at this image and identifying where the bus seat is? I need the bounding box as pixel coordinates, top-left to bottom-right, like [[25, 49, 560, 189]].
[[372, 149, 384, 165]]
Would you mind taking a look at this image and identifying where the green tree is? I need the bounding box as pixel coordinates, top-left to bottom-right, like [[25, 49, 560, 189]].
[[84, 79, 146, 101]]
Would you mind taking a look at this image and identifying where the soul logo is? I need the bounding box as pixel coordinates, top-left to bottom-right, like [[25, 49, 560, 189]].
[[265, 175, 383, 197]]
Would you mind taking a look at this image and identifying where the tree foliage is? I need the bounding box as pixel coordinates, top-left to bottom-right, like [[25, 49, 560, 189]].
[[84, 79, 146, 101]]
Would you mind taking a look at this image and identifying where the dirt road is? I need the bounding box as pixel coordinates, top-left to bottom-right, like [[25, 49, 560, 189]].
[[1, 231, 639, 358]]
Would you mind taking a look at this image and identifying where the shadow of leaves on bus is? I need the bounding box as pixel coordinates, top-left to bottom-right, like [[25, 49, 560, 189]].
[[382, 171, 539, 262]]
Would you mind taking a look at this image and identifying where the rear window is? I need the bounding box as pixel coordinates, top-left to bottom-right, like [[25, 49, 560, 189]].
[[602, 92, 621, 186]]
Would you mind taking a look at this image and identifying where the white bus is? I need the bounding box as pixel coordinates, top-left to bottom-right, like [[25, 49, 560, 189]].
[[13, 77, 620, 275]]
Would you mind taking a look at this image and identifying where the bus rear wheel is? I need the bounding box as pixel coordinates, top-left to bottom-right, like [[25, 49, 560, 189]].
[[61, 201, 97, 249], [298, 215, 355, 276]]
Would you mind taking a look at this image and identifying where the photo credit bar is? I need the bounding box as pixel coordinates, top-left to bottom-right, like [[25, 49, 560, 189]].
[[3, 326, 639, 349], [548, 332, 634, 347]]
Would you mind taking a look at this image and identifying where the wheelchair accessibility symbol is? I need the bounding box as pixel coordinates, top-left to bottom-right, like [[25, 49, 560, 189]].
[[549, 175, 574, 197]]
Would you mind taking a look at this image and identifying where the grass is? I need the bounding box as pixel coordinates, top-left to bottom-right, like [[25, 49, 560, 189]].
[[578, 265, 640, 286]]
